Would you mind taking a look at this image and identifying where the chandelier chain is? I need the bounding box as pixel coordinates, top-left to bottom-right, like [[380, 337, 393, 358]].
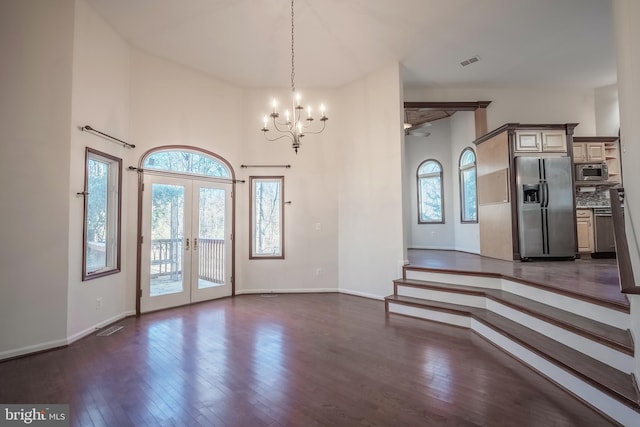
[[290, 0, 295, 93], [260, 0, 328, 154]]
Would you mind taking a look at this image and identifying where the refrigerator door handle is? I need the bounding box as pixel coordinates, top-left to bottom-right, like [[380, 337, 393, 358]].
[[544, 182, 550, 208], [539, 181, 547, 207]]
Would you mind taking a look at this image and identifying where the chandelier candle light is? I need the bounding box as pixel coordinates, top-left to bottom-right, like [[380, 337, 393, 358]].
[[261, 0, 328, 154]]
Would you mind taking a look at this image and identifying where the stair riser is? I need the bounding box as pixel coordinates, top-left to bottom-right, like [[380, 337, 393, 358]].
[[387, 302, 470, 328], [502, 281, 629, 330], [387, 303, 639, 426], [405, 270, 499, 289], [487, 299, 634, 374], [473, 320, 638, 427], [396, 285, 632, 373], [403, 270, 629, 329], [397, 286, 486, 309]]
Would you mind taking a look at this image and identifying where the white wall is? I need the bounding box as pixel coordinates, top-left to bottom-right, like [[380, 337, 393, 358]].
[[594, 84, 620, 135], [127, 50, 341, 296], [236, 88, 340, 294], [0, 0, 75, 358], [403, 112, 479, 253], [337, 63, 405, 299], [450, 112, 480, 254], [404, 86, 597, 136], [67, 0, 133, 342], [405, 119, 455, 250], [613, 0, 640, 380]]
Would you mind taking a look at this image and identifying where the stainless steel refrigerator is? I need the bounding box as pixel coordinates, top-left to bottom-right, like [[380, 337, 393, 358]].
[[516, 157, 576, 260]]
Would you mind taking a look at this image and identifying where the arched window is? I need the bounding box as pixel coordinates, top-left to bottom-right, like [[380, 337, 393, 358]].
[[143, 149, 231, 178], [459, 148, 477, 223], [417, 159, 444, 223]]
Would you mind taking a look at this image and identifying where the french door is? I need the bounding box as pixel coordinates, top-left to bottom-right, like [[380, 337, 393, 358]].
[[140, 175, 232, 313]]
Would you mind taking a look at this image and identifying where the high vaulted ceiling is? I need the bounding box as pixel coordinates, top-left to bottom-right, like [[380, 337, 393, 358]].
[[86, 0, 616, 90]]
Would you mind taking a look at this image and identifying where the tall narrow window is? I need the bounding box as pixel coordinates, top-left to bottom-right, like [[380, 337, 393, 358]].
[[83, 148, 122, 280], [250, 176, 284, 259], [417, 160, 444, 223], [459, 148, 478, 223]]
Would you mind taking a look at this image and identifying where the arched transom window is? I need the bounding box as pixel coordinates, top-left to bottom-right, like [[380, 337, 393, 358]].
[[459, 148, 477, 223], [143, 149, 230, 178], [417, 159, 444, 223]]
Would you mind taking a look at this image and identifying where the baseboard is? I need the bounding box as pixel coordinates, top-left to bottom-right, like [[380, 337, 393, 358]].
[[338, 288, 385, 301], [0, 337, 69, 362], [235, 288, 340, 295], [66, 310, 136, 345], [235, 287, 385, 302], [408, 247, 480, 255], [454, 247, 481, 255], [409, 245, 455, 251]]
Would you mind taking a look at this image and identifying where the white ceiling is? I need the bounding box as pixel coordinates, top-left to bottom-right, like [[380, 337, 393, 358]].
[[86, 0, 616, 90]]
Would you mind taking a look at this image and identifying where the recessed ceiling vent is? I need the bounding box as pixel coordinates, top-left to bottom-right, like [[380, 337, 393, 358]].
[[460, 55, 481, 67]]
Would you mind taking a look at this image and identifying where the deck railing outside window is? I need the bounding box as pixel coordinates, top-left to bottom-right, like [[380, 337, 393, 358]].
[[150, 238, 224, 284]]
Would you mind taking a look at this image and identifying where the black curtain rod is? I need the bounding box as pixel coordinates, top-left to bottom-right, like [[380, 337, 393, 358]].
[[127, 166, 245, 183], [241, 164, 291, 168], [81, 125, 135, 149]]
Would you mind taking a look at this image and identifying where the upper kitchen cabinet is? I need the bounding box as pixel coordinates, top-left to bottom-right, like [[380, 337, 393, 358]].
[[573, 141, 605, 163], [572, 136, 621, 183], [514, 129, 568, 153]]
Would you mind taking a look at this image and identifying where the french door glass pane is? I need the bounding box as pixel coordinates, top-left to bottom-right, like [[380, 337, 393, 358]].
[[198, 187, 226, 289], [150, 183, 185, 296]]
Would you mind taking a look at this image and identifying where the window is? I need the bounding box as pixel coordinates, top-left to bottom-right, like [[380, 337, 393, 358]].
[[459, 148, 477, 223], [417, 159, 443, 223], [83, 148, 122, 280], [250, 176, 284, 259], [143, 149, 231, 178]]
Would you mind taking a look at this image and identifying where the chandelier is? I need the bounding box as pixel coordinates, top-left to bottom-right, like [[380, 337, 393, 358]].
[[261, 0, 328, 154]]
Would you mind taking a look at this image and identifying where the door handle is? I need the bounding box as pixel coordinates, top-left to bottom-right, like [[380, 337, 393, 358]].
[[540, 182, 549, 208], [544, 182, 550, 207], [194, 238, 198, 251], [185, 238, 190, 251]]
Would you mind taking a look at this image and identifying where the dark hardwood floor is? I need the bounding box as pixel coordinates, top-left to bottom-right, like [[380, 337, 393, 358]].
[[0, 294, 614, 426], [407, 249, 628, 310]]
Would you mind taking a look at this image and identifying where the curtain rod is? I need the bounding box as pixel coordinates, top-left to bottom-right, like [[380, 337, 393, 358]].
[[241, 164, 291, 168], [81, 125, 135, 149], [127, 166, 245, 183]]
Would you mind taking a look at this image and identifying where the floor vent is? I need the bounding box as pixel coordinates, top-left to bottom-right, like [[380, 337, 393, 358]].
[[96, 325, 123, 336], [260, 294, 278, 298]]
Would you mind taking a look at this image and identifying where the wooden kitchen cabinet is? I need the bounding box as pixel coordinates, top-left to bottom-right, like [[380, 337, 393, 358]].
[[515, 130, 567, 153], [573, 136, 622, 183], [576, 209, 594, 253], [541, 131, 568, 152], [604, 139, 621, 183], [573, 142, 605, 163]]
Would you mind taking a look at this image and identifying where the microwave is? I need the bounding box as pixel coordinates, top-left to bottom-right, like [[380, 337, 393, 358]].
[[575, 163, 608, 181]]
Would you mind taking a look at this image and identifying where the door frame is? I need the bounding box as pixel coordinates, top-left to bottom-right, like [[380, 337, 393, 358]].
[[135, 145, 236, 315]]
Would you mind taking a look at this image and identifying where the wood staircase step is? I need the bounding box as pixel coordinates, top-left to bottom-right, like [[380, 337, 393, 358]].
[[394, 278, 634, 355], [385, 295, 640, 412], [402, 264, 630, 312]]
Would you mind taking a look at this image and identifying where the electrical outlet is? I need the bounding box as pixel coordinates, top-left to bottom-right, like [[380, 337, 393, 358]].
[[315, 268, 322, 277], [96, 297, 102, 310]]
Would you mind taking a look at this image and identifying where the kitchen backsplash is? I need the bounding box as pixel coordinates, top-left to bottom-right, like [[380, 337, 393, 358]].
[[575, 188, 611, 207]]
